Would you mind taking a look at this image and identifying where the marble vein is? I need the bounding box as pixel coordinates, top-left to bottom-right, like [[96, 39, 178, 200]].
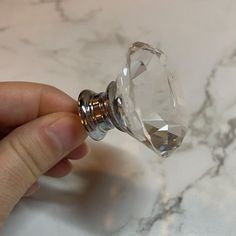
[[190, 48, 236, 174], [0, 27, 9, 32], [54, 0, 70, 22], [31, 0, 101, 23]]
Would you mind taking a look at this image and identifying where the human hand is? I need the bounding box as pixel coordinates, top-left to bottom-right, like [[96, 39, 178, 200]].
[[0, 82, 88, 225]]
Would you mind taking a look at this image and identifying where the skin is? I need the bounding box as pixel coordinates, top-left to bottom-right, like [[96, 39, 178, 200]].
[[0, 82, 88, 226]]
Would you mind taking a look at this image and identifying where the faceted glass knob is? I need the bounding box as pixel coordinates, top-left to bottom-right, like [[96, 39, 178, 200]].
[[78, 42, 188, 157]]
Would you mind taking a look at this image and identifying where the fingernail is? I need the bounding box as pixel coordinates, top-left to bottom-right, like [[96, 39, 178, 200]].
[[67, 142, 90, 160], [47, 115, 82, 151]]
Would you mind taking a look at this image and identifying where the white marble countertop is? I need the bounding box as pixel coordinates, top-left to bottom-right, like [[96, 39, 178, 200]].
[[1, 0, 236, 235]]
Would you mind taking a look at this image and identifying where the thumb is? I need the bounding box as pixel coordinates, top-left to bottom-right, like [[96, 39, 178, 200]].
[[0, 112, 86, 222]]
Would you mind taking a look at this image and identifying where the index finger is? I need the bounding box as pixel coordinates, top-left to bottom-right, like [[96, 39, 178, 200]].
[[0, 82, 78, 127]]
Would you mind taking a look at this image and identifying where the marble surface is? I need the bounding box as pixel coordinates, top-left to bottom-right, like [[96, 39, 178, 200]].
[[1, 0, 236, 235]]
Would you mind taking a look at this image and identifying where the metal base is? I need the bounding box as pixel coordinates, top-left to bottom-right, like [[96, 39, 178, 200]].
[[78, 81, 126, 141]]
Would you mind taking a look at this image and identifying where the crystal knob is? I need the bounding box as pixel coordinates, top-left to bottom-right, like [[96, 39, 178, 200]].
[[78, 42, 188, 157]]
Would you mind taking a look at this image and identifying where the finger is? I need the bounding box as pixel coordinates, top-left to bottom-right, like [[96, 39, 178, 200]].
[[24, 182, 40, 197], [0, 112, 86, 220], [65, 142, 89, 160], [0, 82, 78, 127], [45, 143, 89, 177], [45, 159, 72, 178], [0, 127, 14, 140]]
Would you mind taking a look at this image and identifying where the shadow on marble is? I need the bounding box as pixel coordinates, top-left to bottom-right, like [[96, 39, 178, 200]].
[[18, 142, 156, 235]]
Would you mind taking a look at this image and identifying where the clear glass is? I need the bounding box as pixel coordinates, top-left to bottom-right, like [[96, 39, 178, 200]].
[[116, 42, 188, 157]]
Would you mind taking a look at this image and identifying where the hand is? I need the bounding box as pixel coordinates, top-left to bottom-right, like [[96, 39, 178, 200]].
[[0, 82, 88, 225]]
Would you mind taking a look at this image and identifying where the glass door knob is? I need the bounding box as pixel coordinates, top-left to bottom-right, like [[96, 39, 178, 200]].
[[78, 42, 188, 157]]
